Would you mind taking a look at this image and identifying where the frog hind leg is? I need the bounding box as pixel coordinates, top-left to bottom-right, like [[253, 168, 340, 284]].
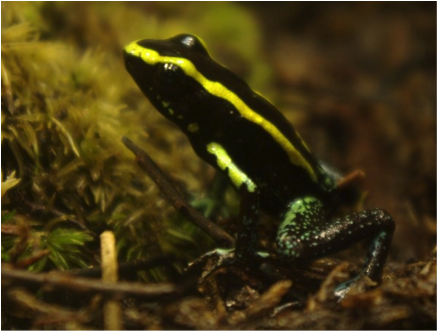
[[276, 196, 395, 298]]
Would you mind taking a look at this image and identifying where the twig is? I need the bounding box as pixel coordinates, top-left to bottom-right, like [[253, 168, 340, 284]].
[[68, 254, 177, 278], [121, 136, 235, 247], [2, 264, 181, 300], [337, 169, 365, 189], [6, 288, 91, 329], [1, 224, 20, 235]]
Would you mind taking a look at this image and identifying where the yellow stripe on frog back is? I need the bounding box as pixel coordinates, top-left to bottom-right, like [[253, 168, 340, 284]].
[[124, 41, 317, 182]]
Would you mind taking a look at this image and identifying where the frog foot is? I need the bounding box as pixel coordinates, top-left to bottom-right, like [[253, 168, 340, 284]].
[[200, 248, 237, 277], [187, 248, 270, 283], [333, 278, 358, 300]]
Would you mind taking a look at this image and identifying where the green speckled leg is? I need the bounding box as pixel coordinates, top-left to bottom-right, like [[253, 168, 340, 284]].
[[276, 196, 395, 297]]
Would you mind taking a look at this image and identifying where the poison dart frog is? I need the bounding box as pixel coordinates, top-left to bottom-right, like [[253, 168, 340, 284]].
[[123, 34, 395, 299]]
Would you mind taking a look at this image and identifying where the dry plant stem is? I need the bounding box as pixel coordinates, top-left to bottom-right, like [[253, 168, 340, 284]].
[[16, 249, 50, 268], [122, 136, 235, 247], [100, 231, 122, 330], [7, 288, 90, 329], [70, 254, 176, 278], [2, 264, 180, 299], [1, 224, 20, 235], [337, 169, 365, 189]]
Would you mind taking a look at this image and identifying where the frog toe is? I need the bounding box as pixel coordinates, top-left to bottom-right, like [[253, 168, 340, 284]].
[[333, 278, 358, 300]]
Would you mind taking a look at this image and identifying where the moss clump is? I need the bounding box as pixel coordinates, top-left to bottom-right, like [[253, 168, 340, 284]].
[[1, 2, 266, 276]]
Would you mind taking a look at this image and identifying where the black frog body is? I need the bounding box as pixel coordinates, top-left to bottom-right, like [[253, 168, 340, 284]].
[[123, 34, 395, 298]]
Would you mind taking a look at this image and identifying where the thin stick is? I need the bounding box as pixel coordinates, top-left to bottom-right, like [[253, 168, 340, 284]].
[[2, 264, 180, 300], [121, 136, 235, 247]]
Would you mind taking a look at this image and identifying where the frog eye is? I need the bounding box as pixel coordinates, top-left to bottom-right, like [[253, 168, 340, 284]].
[[169, 34, 210, 57]]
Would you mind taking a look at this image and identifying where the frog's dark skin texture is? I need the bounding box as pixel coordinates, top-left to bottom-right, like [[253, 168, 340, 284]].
[[123, 34, 395, 298]]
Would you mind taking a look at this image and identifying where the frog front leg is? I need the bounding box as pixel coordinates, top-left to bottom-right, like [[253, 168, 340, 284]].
[[235, 186, 261, 260], [202, 142, 264, 264], [276, 196, 395, 299], [187, 182, 264, 279]]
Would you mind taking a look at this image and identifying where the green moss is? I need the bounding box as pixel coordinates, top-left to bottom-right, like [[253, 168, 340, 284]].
[[1, 2, 266, 279]]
